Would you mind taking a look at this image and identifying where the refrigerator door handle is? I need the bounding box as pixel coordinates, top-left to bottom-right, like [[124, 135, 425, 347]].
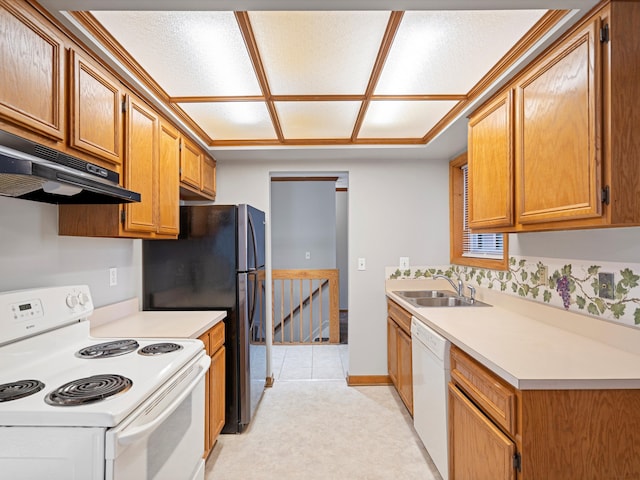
[[248, 210, 258, 272], [248, 271, 257, 333]]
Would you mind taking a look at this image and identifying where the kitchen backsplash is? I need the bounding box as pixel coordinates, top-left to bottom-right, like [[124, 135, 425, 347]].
[[387, 255, 640, 327]]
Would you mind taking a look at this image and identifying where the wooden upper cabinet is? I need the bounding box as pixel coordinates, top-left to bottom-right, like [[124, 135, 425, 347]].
[[123, 94, 157, 234], [468, 90, 514, 229], [0, 1, 64, 140], [515, 18, 601, 225], [201, 156, 217, 198], [59, 95, 178, 240], [157, 119, 180, 236], [468, 2, 640, 233], [179, 136, 217, 200], [180, 137, 201, 189], [69, 49, 122, 166]]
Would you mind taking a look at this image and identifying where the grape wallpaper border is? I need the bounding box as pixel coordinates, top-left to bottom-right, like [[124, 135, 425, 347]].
[[387, 256, 640, 327]]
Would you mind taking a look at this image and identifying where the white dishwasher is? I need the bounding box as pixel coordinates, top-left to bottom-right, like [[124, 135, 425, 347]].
[[411, 316, 450, 480]]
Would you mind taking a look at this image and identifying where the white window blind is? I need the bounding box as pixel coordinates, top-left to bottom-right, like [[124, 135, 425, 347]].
[[462, 165, 504, 259]]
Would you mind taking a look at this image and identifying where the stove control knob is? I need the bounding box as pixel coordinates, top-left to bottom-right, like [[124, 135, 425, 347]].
[[77, 292, 90, 306], [66, 294, 79, 309]]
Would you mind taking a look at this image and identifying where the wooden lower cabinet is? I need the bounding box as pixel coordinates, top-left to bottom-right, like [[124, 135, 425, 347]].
[[397, 327, 412, 412], [449, 383, 516, 480], [387, 316, 398, 386], [199, 322, 226, 458], [386, 299, 412, 415], [449, 345, 640, 479]]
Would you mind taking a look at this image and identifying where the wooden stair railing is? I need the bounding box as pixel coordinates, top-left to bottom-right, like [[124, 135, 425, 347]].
[[273, 279, 329, 337], [269, 269, 339, 344]]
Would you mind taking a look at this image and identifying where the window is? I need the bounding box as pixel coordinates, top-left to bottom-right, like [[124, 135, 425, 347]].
[[449, 153, 508, 270]]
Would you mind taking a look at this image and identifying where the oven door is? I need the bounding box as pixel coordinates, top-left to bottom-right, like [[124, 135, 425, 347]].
[[105, 352, 210, 480]]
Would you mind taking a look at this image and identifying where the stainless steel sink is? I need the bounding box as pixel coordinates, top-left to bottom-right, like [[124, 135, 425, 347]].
[[393, 290, 491, 307], [393, 290, 454, 298]]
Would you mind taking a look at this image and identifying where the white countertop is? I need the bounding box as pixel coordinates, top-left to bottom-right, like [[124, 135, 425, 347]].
[[387, 279, 640, 390], [90, 298, 226, 339]]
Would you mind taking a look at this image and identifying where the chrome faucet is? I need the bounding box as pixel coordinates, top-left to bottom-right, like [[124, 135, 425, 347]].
[[433, 274, 464, 297]]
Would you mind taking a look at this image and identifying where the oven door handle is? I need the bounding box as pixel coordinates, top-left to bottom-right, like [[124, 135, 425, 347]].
[[115, 355, 210, 446]]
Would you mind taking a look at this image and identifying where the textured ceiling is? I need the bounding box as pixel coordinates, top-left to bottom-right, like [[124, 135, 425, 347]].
[[89, 9, 548, 147]]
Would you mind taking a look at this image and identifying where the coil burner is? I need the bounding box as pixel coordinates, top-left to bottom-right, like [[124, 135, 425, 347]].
[[45, 374, 132, 406], [138, 343, 184, 356], [76, 339, 139, 359], [0, 380, 45, 402]]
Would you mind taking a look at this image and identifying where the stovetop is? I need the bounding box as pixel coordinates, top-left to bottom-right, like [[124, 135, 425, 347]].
[[0, 286, 205, 428]]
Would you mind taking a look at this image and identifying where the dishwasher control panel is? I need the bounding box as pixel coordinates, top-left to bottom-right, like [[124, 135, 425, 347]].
[[411, 317, 449, 363]]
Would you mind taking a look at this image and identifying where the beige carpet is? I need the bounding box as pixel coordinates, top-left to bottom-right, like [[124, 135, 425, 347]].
[[205, 380, 442, 480]]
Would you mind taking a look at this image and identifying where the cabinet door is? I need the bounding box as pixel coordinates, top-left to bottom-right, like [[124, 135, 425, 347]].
[[157, 120, 180, 235], [0, 2, 64, 140], [180, 137, 201, 189], [397, 327, 413, 415], [387, 317, 398, 387], [468, 90, 514, 229], [198, 331, 211, 455], [515, 19, 601, 225], [69, 49, 122, 166], [449, 383, 516, 480], [210, 346, 226, 443], [201, 156, 217, 198], [124, 95, 157, 234]]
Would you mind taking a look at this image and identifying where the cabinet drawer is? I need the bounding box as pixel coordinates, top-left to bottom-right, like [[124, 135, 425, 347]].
[[210, 322, 225, 352], [387, 298, 411, 335], [450, 345, 517, 437]]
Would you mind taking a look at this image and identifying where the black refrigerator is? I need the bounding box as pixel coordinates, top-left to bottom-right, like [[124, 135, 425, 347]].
[[142, 204, 266, 433]]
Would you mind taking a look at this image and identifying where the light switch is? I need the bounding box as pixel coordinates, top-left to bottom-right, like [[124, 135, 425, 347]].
[[358, 258, 366, 271], [399, 257, 410, 269], [305, 251, 311, 260]]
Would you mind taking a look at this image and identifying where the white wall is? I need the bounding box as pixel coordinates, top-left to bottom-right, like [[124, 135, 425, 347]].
[[271, 181, 336, 269], [215, 156, 451, 376], [336, 190, 349, 310], [0, 196, 139, 307]]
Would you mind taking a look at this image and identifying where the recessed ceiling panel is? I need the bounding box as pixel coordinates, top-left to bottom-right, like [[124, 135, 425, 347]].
[[359, 100, 458, 138], [276, 101, 361, 139], [91, 11, 261, 96], [249, 11, 390, 95], [375, 10, 547, 95], [179, 102, 277, 141]]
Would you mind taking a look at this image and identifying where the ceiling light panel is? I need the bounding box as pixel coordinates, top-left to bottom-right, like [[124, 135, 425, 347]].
[[375, 10, 547, 95], [91, 11, 261, 96], [248, 11, 390, 95], [359, 100, 458, 138], [178, 102, 277, 140], [276, 101, 361, 139]]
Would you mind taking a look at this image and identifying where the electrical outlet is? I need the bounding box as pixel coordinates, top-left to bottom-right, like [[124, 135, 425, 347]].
[[305, 251, 311, 260], [399, 257, 410, 269], [598, 272, 614, 299], [109, 268, 118, 287], [357, 258, 366, 271]]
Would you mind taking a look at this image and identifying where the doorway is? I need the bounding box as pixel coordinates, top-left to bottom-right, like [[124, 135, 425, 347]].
[[270, 173, 348, 342]]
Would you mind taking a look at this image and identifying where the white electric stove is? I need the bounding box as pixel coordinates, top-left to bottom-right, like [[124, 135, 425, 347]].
[[0, 285, 210, 480]]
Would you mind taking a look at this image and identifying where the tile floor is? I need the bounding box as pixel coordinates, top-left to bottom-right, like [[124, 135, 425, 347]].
[[271, 344, 349, 381], [205, 345, 443, 480]]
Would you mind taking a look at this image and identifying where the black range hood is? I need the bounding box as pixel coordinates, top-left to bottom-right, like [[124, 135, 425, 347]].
[[0, 130, 141, 204]]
